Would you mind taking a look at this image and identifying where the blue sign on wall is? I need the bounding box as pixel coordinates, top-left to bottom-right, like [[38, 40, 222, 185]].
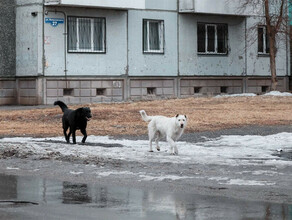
[[45, 18, 64, 27]]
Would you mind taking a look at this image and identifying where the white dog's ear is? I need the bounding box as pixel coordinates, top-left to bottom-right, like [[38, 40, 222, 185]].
[[176, 114, 179, 118]]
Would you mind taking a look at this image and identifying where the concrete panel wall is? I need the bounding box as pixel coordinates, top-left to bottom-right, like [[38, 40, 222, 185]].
[[130, 78, 176, 100], [18, 79, 39, 105], [0, 80, 17, 105], [16, 4, 43, 77], [246, 77, 287, 93], [0, 0, 16, 77], [180, 78, 243, 97], [46, 79, 124, 104], [193, 0, 263, 16], [128, 10, 178, 76], [44, 7, 128, 77], [145, 0, 177, 11], [179, 14, 246, 76], [245, 17, 288, 77], [46, 0, 146, 9]]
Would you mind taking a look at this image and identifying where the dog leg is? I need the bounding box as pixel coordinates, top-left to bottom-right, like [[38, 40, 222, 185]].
[[148, 127, 155, 152], [155, 132, 161, 151], [81, 129, 87, 143], [63, 129, 69, 143], [67, 129, 72, 144], [167, 136, 177, 155], [71, 129, 76, 144], [63, 124, 69, 143]]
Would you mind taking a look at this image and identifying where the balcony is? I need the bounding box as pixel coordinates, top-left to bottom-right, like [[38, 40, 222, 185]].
[[44, 0, 145, 10], [179, 0, 263, 16]]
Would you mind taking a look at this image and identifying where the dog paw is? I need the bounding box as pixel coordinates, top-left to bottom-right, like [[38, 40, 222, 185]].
[[149, 150, 154, 152], [156, 148, 160, 151]]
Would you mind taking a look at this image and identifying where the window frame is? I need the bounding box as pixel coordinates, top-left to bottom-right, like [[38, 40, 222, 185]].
[[197, 22, 228, 55], [258, 25, 270, 55], [143, 19, 165, 54], [67, 16, 106, 54]]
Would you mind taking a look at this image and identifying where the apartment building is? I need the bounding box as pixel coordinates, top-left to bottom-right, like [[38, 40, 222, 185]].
[[0, 0, 290, 105]]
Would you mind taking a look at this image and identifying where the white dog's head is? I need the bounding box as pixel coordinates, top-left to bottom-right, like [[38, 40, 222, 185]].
[[175, 114, 187, 129]]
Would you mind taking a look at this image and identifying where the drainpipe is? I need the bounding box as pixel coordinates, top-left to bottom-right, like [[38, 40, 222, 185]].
[[177, 0, 180, 98], [45, 9, 68, 87], [244, 17, 248, 93], [125, 10, 129, 101]]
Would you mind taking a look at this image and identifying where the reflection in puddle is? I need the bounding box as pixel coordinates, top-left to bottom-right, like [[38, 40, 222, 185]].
[[0, 174, 291, 220]]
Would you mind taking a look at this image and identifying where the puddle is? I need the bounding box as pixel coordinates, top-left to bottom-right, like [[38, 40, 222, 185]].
[[0, 174, 291, 220]]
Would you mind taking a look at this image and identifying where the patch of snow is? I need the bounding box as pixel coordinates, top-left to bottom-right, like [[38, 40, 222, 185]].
[[215, 93, 257, 98], [263, 91, 292, 96], [6, 167, 20, 170], [97, 171, 136, 177], [138, 174, 193, 182], [69, 171, 84, 175], [225, 179, 275, 186], [251, 170, 282, 176], [0, 132, 291, 167], [208, 177, 229, 181]]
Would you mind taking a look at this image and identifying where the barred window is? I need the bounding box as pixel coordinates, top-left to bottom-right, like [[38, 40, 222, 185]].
[[143, 19, 164, 53], [68, 17, 105, 53], [258, 26, 270, 54], [197, 23, 228, 54]]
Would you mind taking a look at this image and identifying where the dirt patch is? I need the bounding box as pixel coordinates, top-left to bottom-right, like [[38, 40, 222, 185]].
[[0, 96, 291, 137]]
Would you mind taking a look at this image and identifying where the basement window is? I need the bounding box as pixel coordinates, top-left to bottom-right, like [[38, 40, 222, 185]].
[[63, 88, 74, 96], [147, 87, 156, 95], [261, 86, 269, 93], [96, 88, 106, 96], [194, 87, 202, 94], [220, 86, 228, 94]]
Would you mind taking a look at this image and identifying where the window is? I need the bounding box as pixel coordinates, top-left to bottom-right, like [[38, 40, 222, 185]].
[[68, 17, 105, 53], [194, 87, 202, 94], [197, 23, 228, 54], [143, 19, 164, 53], [220, 86, 228, 94], [147, 87, 156, 95], [258, 26, 270, 54], [96, 88, 106, 96], [63, 88, 74, 96]]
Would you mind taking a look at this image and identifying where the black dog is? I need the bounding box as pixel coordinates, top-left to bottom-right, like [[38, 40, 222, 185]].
[[54, 101, 92, 144]]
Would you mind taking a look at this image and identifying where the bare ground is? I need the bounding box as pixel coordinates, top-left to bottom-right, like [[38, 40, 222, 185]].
[[0, 96, 291, 137]]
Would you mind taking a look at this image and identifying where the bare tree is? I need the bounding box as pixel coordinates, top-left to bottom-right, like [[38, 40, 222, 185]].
[[240, 0, 289, 91]]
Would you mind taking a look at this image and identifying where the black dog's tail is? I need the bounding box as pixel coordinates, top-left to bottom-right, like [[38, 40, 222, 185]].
[[54, 101, 68, 113]]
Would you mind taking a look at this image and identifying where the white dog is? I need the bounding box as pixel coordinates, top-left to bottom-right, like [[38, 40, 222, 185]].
[[139, 110, 187, 155]]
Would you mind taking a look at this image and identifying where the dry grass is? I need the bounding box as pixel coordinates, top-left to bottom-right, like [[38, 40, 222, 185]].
[[0, 96, 291, 137]]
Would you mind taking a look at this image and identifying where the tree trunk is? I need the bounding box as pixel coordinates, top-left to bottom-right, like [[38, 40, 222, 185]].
[[264, 0, 278, 91], [269, 34, 278, 91]]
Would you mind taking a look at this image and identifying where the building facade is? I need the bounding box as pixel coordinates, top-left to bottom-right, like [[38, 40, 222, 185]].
[[0, 0, 290, 105]]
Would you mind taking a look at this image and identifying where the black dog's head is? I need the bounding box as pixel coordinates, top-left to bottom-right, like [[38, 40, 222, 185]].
[[80, 107, 92, 121]]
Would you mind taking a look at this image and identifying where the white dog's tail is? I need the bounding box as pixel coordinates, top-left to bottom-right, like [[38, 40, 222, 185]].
[[139, 110, 152, 122]]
